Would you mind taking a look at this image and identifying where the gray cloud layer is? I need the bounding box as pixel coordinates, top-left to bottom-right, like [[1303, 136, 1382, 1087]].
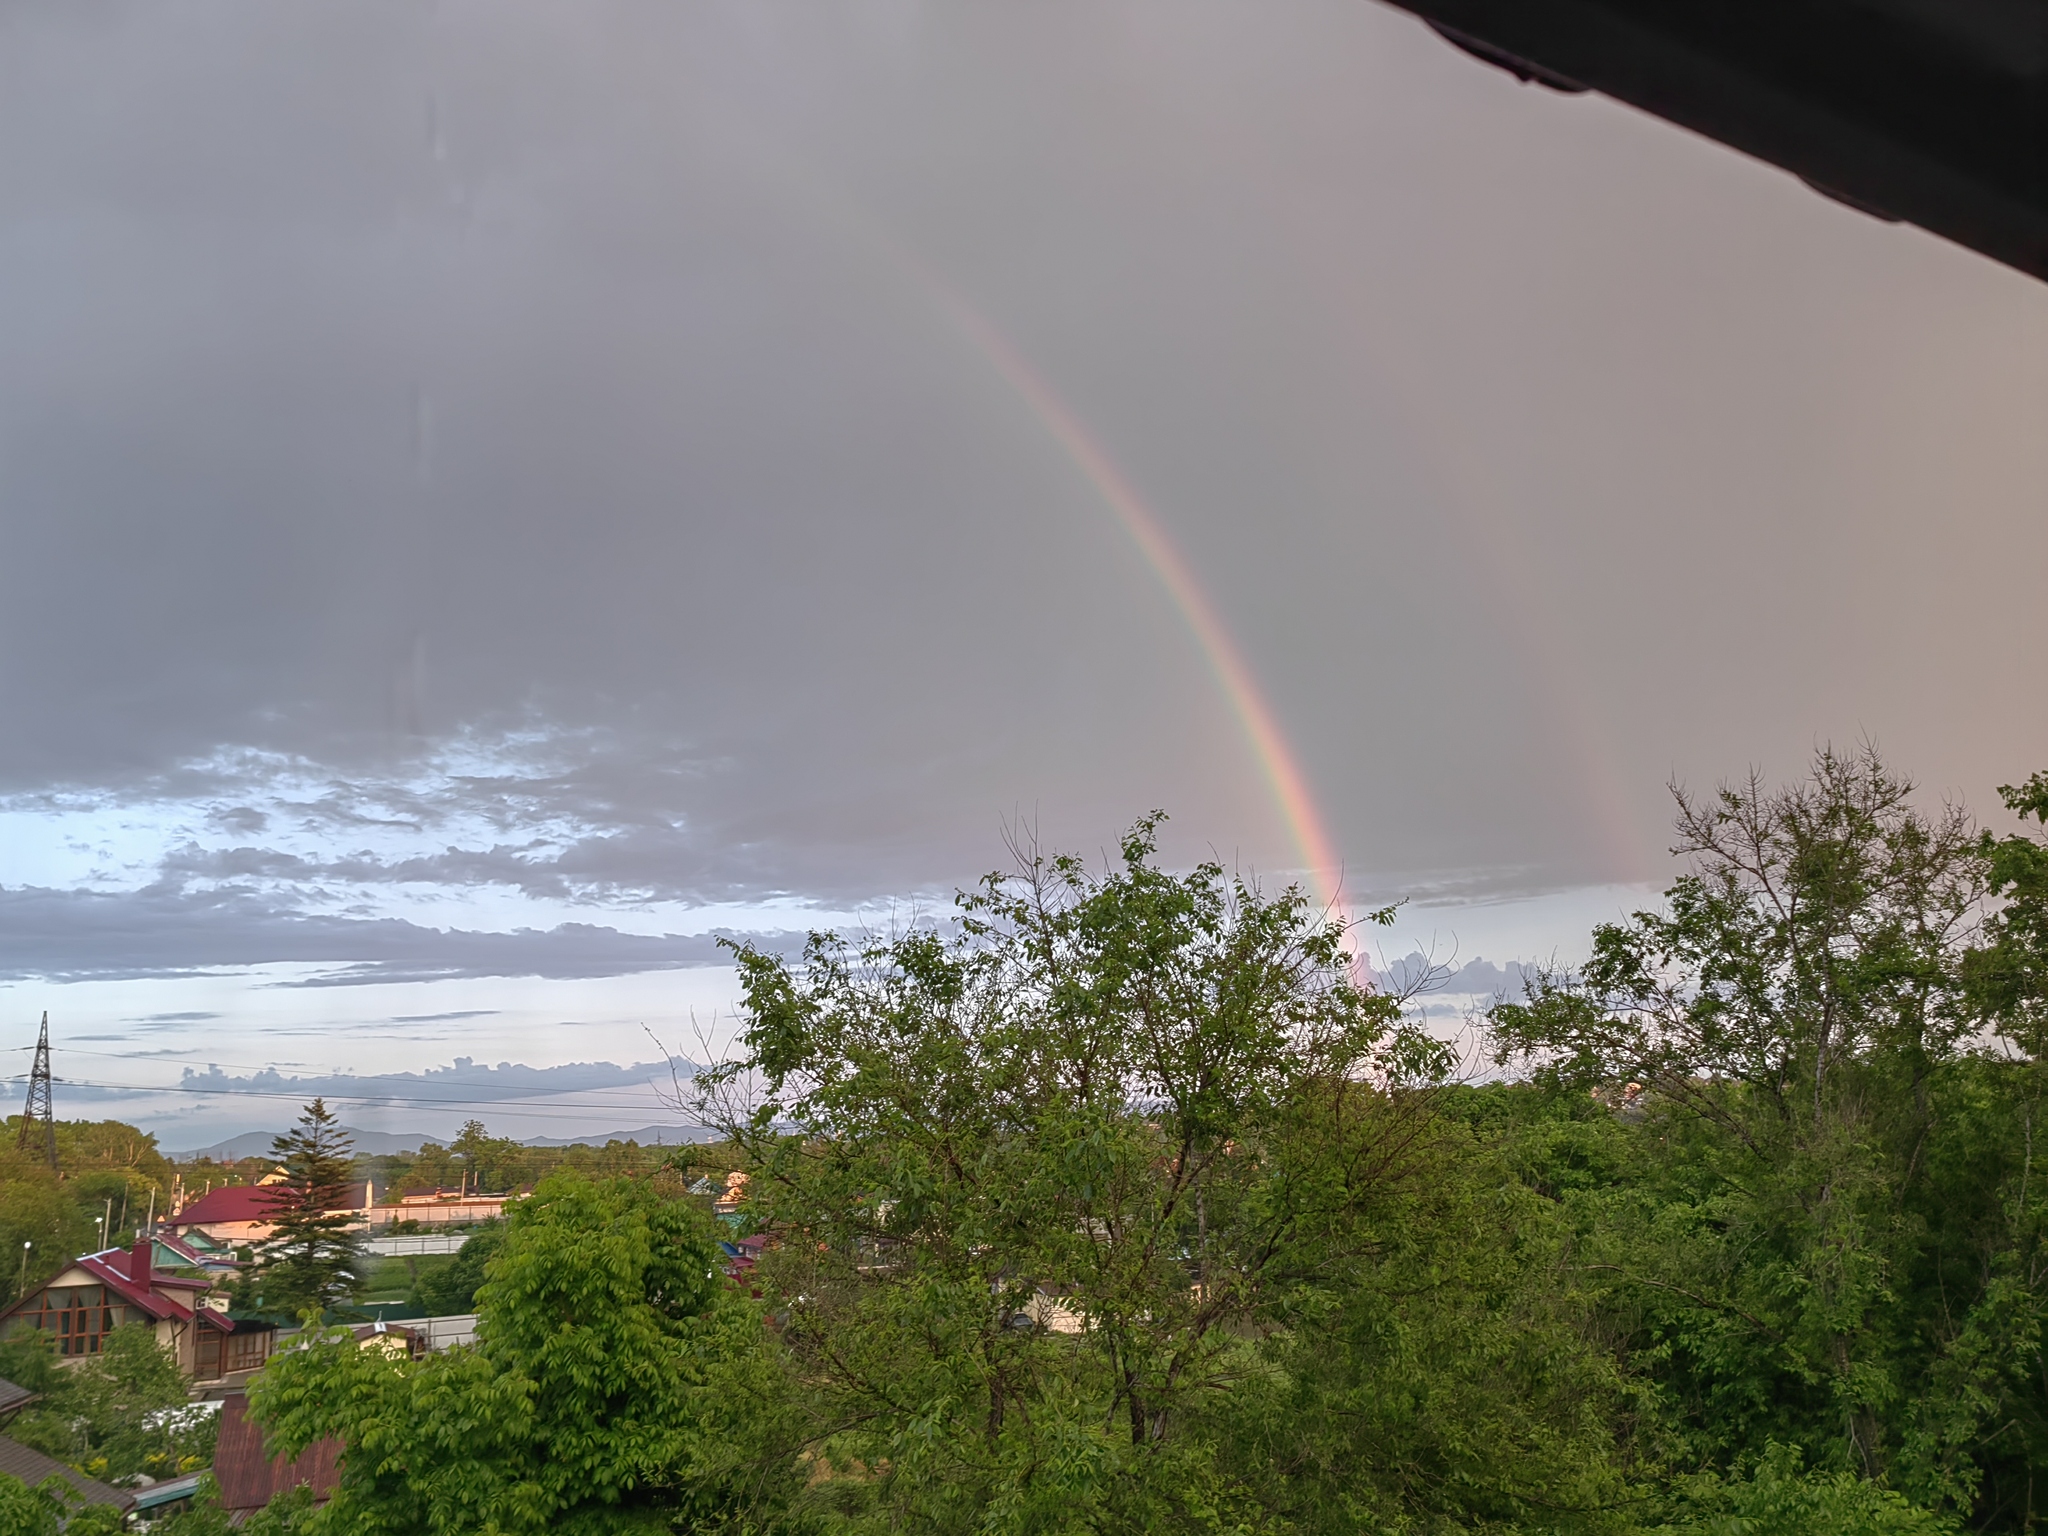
[[0, 884, 797, 985], [1377, 950, 1541, 1000], [3, 0, 2045, 993]]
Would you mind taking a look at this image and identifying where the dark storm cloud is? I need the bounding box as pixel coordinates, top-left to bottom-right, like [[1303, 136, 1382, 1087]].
[[1, 0, 2044, 962], [0, 884, 800, 985]]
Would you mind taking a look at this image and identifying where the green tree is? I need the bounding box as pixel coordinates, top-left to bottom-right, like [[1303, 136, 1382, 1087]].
[[1657, 1443, 1960, 1536], [3, 1324, 217, 1482], [704, 816, 1629, 1533], [247, 1171, 801, 1534], [1487, 750, 1999, 1511], [252, 1099, 363, 1317], [0, 1472, 66, 1536], [410, 1221, 505, 1316], [153, 1478, 317, 1536], [0, 1161, 85, 1306], [0, 1473, 124, 1534], [1965, 770, 2048, 1048], [450, 1120, 526, 1192]]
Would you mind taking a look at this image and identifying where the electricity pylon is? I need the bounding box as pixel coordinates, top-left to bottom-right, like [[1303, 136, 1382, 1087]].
[[18, 1012, 56, 1170]]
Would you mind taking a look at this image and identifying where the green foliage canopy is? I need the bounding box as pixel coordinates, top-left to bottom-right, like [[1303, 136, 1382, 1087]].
[[1, 1323, 216, 1483], [705, 816, 1636, 1534], [247, 1171, 797, 1534]]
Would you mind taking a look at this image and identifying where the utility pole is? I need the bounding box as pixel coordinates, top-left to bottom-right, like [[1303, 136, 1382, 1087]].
[[17, 1013, 57, 1171]]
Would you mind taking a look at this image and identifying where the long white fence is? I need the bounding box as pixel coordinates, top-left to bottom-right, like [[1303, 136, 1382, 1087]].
[[271, 1313, 478, 1353], [364, 1231, 473, 1257], [416, 1313, 478, 1351]]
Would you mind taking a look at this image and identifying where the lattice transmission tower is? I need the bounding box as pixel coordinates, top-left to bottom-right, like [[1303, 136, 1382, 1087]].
[[18, 1011, 56, 1169]]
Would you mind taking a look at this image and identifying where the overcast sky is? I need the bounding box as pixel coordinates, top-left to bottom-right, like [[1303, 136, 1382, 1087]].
[[4, 0, 2045, 1147]]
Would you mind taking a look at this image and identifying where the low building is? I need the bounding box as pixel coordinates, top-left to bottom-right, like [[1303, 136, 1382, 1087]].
[[0, 1240, 276, 1382], [364, 1190, 520, 1228], [713, 1171, 749, 1221], [131, 1469, 210, 1524]]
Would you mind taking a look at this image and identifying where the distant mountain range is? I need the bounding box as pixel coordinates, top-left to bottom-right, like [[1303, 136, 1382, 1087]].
[[179, 1123, 719, 1161]]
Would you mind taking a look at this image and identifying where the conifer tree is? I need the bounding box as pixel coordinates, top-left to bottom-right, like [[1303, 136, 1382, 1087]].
[[254, 1099, 362, 1318]]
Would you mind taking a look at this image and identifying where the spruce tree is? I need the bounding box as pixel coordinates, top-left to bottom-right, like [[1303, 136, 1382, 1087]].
[[254, 1098, 362, 1318]]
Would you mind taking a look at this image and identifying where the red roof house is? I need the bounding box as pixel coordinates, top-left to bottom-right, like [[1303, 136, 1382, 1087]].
[[0, 1240, 275, 1382], [170, 1181, 374, 1246], [165, 1185, 288, 1246]]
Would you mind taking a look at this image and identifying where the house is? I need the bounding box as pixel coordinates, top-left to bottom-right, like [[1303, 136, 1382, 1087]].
[[164, 1185, 282, 1246], [719, 1233, 771, 1283], [0, 1240, 276, 1382], [166, 1180, 376, 1247], [347, 1320, 426, 1361], [0, 1434, 136, 1519], [212, 1393, 341, 1520], [713, 1171, 749, 1221]]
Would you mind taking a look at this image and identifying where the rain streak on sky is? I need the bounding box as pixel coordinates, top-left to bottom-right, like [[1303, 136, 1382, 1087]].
[[2, 0, 2045, 1146]]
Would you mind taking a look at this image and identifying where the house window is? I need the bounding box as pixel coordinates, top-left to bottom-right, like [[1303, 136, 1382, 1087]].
[[225, 1330, 269, 1373], [12, 1286, 127, 1356]]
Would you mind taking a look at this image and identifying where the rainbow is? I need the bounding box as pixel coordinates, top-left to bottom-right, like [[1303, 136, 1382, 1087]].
[[929, 291, 1349, 919], [726, 139, 1354, 919]]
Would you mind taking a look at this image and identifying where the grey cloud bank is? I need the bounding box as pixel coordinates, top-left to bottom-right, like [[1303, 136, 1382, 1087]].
[[56, 1058, 701, 1151], [0, 883, 798, 986]]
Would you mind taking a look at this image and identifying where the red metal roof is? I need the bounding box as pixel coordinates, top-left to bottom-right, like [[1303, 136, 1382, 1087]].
[[213, 1395, 341, 1514], [61, 1243, 210, 1322], [172, 1185, 286, 1226]]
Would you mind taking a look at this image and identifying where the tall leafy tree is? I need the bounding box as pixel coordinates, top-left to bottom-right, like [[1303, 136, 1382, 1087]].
[[704, 816, 1636, 1533], [1487, 750, 2003, 1510], [253, 1099, 363, 1317], [450, 1119, 525, 1192]]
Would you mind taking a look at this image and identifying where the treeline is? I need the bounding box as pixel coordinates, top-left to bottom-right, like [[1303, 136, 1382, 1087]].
[[122, 752, 2048, 1531], [0, 1120, 176, 1303], [178, 1125, 680, 1204], [358, 1121, 679, 1198]]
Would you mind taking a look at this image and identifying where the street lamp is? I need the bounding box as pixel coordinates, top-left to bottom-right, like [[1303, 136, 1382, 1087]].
[[17, 1241, 29, 1300]]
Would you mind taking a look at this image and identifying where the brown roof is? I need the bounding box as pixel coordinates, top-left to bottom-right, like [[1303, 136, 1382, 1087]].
[[212, 1394, 342, 1513], [0, 1377, 34, 1418], [0, 1435, 136, 1512]]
